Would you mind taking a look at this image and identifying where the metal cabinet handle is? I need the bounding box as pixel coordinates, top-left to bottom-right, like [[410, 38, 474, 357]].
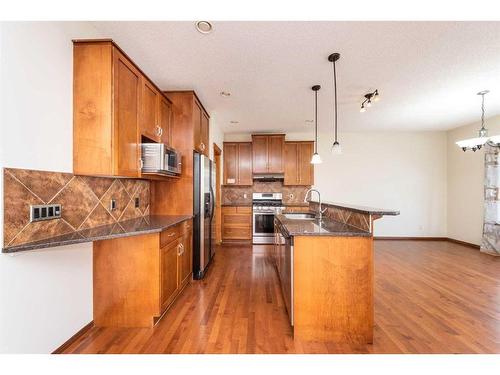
[[200, 142, 206, 151], [177, 243, 182, 255], [156, 126, 162, 137], [160, 127, 163, 136], [167, 232, 175, 237], [139, 159, 144, 169]]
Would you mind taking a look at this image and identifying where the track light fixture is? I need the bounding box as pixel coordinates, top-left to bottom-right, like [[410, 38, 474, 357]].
[[360, 89, 380, 112]]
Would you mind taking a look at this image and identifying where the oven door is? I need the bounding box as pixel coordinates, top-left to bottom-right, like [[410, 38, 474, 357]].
[[253, 211, 275, 238]]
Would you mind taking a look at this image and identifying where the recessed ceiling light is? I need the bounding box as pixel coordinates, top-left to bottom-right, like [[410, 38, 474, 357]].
[[230, 121, 239, 124], [220, 91, 231, 97], [196, 21, 213, 34]]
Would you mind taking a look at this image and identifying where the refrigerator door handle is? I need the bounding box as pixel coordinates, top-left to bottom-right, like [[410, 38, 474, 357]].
[[209, 187, 215, 220]]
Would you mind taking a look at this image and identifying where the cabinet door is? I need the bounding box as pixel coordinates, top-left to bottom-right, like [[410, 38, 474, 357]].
[[193, 101, 203, 153], [298, 142, 314, 185], [252, 135, 268, 173], [201, 111, 209, 157], [238, 142, 253, 185], [141, 79, 160, 142], [284, 142, 299, 185], [159, 96, 172, 145], [268, 135, 285, 173], [113, 49, 141, 177], [160, 239, 180, 312], [179, 231, 192, 286], [223, 143, 238, 184]]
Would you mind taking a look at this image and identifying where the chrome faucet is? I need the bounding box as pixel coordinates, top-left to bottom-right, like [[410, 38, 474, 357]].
[[304, 188, 327, 222]]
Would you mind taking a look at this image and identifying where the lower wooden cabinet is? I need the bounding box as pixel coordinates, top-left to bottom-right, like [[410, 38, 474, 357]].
[[222, 206, 252, 241], [160, 238, 181, 312], [94, 219, 193, 328]]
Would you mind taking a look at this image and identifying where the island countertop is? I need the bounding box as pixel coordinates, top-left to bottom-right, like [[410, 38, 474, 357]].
[[275, 214, 371, 237], [2, 215, 193, 253], [309, 200, 400, 216]]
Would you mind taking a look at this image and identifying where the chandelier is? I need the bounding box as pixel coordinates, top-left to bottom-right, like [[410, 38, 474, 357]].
[[456, 90, 500, 152]]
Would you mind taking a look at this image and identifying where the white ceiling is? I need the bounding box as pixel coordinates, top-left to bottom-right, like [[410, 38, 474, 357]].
[[91, 21, 500, 134]]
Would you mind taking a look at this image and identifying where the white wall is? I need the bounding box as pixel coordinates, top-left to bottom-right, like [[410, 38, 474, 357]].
[[0, 22, 99, 353], [447, 115, 500, 245], [225, 131, 448, 237]]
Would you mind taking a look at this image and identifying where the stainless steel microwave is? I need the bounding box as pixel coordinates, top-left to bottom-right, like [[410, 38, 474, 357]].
[[141, 143, 181, 175]]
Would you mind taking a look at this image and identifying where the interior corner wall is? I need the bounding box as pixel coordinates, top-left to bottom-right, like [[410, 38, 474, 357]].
[[446, 115, 500, 246], [0, 22, 99, 353]]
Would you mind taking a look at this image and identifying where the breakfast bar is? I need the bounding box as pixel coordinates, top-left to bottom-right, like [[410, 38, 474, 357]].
[[273, 201, 399, 343]]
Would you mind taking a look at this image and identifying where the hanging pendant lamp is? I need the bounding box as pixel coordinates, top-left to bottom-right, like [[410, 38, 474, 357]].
[[328, 53, 342, 154], [456, 90, 495, 152], [311, 85, 322, 164]]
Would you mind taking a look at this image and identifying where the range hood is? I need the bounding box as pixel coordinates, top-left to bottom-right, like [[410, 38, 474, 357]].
[[253, 174, 284, 182]]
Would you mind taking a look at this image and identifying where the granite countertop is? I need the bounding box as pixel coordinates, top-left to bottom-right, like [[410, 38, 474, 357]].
[[2, 215, 193, 253], [275, 214, 371, 237], [221, 203, 253, 207], [310, 200, 400, 216]]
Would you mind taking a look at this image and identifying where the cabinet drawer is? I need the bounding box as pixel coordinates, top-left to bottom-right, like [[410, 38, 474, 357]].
[[223, 226, 252, 240], [160, 224, 181, 247], [181, 219, 193, 234], [222, 214, 251, 227], [236, 206, 252, 214]]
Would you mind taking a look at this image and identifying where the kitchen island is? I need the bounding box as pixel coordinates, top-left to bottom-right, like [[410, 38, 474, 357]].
[[273, 202, 398, 344]]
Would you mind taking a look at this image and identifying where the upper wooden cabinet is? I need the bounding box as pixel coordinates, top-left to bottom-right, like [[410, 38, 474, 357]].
[[251, 134, 285, 174], [73, 39, 173, 178], [284, 141, 314, 186], [223, 142, 252, 185], [159, 96, 172, 145], [165, 91, 210, 157]]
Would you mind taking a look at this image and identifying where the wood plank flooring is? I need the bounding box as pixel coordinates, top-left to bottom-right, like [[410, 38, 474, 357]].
[[61, 240, 500, 354]]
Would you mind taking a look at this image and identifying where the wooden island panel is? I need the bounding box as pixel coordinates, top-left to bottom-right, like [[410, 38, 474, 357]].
[[293, 235, 373, 343]]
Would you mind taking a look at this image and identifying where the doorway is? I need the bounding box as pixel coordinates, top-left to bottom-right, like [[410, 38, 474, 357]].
[[213, 143, 222, 244]]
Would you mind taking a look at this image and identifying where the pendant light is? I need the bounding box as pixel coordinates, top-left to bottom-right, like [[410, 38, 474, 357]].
[[311, 85, 322, 164], [329, 53, 342, 155], [456, 90, 493, 152]]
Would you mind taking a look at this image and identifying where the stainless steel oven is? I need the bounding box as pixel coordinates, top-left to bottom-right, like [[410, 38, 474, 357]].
[[252, 193, 283, 244]]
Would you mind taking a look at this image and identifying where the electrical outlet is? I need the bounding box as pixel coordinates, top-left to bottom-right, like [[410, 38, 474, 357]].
[[289, 193, 294, 200], [110, 199, 116, 211], [30, 204, 62, 222], [243, 193, 247, 199], [135, 197, 140, 208]]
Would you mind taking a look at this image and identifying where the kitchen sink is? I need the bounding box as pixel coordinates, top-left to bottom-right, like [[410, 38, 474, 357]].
[[283, 213, 316, 220]]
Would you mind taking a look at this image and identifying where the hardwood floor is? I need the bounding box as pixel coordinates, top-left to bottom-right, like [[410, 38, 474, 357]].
[[61, 240, 500, 354]]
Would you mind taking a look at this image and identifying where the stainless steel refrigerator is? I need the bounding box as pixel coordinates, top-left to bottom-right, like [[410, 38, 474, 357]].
[[193, 152, 216, 279]]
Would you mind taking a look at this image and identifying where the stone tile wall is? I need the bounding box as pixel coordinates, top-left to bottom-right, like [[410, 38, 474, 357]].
[[3, 168, 150, 248], [309, 201, 372, 233], [481, 145, 500, 256], [222, 181, 311, 206]]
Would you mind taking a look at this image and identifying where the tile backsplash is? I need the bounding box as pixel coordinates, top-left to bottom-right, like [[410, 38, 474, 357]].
[[222, 181, 311, 205], [3, 168, 150, 248]]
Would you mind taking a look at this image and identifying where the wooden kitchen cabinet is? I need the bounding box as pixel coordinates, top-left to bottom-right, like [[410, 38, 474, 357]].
[[222, 206, 252, 241], [251, 134, 285, 174], [284, 141, 314, 185], [141, 78, 161, 142], [165, 91, 210, 157], [223, 142, 252, 185], [159, 96, 172, 145], [73, 39, 173, 178], [94, 219, 193, 328], [201, 111, 210, 156], [193, 100, 210, 156], [160, 238, 180, 312]]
